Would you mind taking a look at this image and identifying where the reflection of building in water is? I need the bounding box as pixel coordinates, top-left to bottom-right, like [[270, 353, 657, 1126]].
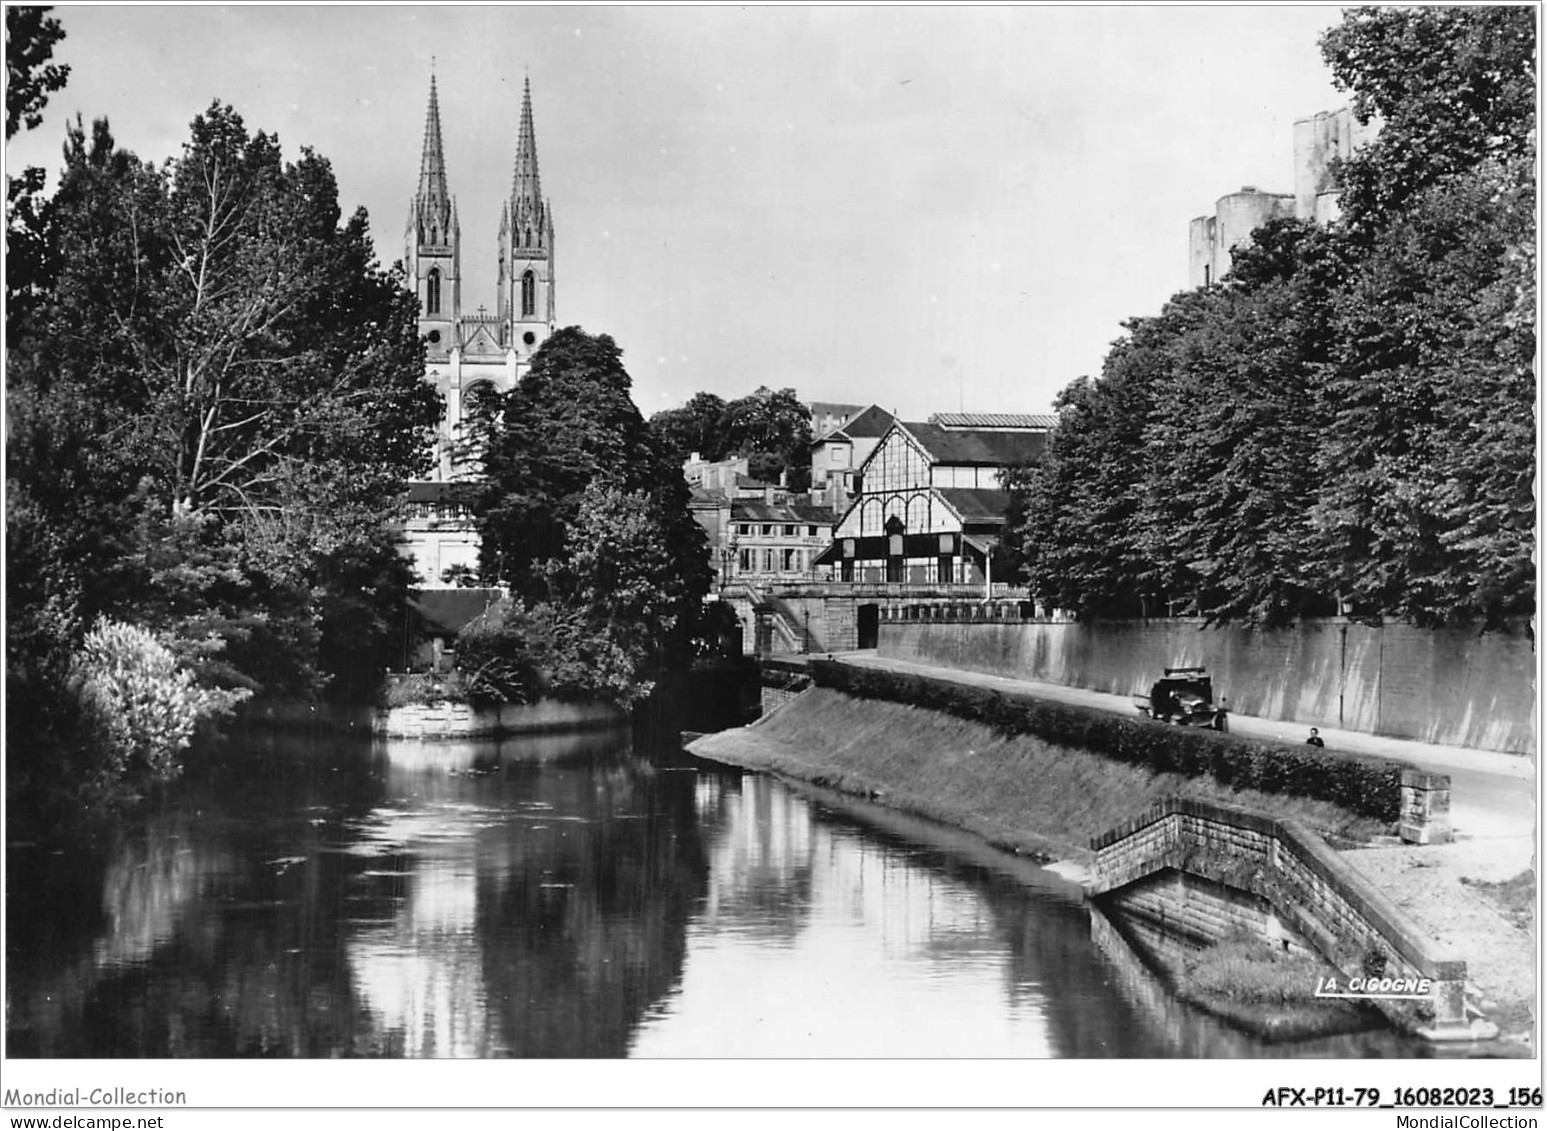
[[698, 776, 816, 932], [345, 805, 496, 1056]]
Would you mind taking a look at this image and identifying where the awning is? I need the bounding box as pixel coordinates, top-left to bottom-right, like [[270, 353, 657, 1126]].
[[961, 533, 997, 559]]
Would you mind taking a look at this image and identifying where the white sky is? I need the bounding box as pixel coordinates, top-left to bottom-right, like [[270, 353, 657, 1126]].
[[6, 3, 1355, 419]]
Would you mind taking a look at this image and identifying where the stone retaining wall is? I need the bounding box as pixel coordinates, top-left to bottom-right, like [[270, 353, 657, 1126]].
[[1088, 797, 1471, 1037], [373, 699, 626, 739], [879, 616, 1533, 753]]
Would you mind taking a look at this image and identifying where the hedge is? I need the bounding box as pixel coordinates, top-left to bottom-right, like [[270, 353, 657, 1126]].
[[808, 660, 1410, 823]]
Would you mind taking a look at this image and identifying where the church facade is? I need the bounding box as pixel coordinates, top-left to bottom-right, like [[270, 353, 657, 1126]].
[[402, 76, 556, 586]]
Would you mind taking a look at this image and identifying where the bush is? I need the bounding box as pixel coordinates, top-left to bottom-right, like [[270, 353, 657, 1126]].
[[383, 671, 472, 708], [70, 618, 249, 789], [808, 660, 1410, 822]]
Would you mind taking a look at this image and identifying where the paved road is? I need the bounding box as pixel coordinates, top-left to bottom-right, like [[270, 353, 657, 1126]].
[[827, 651, 1537, 842]]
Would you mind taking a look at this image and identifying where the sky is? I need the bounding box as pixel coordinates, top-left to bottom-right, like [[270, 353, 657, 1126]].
[[6, 4, 1359, 421]]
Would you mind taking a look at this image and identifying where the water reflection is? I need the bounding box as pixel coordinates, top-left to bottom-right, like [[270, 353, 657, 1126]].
[[6, 726, 1420, 1058]]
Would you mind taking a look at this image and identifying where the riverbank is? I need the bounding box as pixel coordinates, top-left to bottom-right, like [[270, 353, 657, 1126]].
[[687, 688, 1389, 870], [687, 687, 1535, 1049]]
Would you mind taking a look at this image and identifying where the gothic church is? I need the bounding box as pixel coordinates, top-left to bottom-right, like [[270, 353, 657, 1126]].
[[403, 76, 556, 585]]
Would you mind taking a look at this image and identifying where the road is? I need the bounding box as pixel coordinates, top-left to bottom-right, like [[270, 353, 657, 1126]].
[[828, 651, 1537, 844]]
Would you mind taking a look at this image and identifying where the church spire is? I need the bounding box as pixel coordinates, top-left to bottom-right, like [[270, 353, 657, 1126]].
[[413, 74, 455, 246], [506, 76, 549, 245], [497, 75, 554, 347]]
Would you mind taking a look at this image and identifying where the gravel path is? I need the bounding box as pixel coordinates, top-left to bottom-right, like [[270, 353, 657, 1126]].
[[1338, 837, 1536, 1045]]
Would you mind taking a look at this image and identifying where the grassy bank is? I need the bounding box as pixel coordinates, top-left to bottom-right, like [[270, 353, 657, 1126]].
[[689, 688, 1389, 864]]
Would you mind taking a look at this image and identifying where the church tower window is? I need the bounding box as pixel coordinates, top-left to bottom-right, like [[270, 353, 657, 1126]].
[[521, 270, 536, 318], [427, 268, 442, 315]]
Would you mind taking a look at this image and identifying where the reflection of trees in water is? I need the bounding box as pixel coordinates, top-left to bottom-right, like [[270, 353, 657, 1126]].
[[470, 755, 712, 1056], [742, 790, 1175, 1057], [8, 759, 390, 1056], [7, 731, 711, 1058]]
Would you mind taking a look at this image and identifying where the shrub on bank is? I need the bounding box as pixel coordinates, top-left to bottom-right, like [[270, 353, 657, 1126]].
[[70, 618, 249, 790], [807, 661, 1409, 823]]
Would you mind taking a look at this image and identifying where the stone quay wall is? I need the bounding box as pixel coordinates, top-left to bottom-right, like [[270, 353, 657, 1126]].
[[878, 615, 1533, 753], [1088, 797, 1469, 1034], [373, 699, 626, 739]]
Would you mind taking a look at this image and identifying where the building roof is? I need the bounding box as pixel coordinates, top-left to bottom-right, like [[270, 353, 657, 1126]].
[[809, 401, 867, 423], [936, 487, 1013, 524], [732, 500, 836, 525], [901, 422, 1047, 466], [412, 587, 504, 636], [928, 412, 1057, 431], [813, 404, 896, 445]]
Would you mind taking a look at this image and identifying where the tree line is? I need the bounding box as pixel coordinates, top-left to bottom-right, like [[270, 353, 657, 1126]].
[[1002, 7, 1535, 631]]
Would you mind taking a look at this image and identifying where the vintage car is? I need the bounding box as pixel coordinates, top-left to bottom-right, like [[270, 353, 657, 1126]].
[[1135, 666, 1225, 729]]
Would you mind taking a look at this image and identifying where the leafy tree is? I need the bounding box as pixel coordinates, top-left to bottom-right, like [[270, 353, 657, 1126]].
[[8, 101, 440, 807], [648, 391, 728, 465], [1321, 6, 1536, 232], [1310, 155, 1535, 626], [473, 327, 669, 587], [467, 328, 711, 703], [1010, 312, 1172, 619], [6, 5, 71, 331], [719, 385, 812, 488], [651, 385, 813, 489], [5, 5, 70, 140]]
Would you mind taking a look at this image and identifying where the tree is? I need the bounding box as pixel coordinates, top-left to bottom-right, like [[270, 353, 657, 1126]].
[[1310, 155, 1535, 626], [648, 391, 728, 466], [719, 386, 812, 488], [7, 100, 441, 805], [1320, 6, 1536, 233], [467, 328, 711, 703], [6, 6, 71, 331], [6, 6, 70, 140], [473, 327, 668, 587]]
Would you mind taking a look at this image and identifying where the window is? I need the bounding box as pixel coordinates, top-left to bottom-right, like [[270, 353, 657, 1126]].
[[807, 526, 818, 537], [521, 270, 536, 317], [840, 559, 854, 582], [761, 525, 772, 536], [782, 549, 797, 571], [763, 549, 776, 572], [739, 549, 754, 572], [783, 525, 795, 537], [426, 268, 442, 315]]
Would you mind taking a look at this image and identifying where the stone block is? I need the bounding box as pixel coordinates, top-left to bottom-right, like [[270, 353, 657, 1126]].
[[1399, 769, 1453, 845]]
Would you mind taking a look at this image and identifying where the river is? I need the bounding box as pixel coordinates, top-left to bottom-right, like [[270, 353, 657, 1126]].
[[5, 724, 1426, 1058]]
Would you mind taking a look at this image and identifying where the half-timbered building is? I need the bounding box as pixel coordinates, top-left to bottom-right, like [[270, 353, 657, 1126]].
[[818, 414, 1050, 587]]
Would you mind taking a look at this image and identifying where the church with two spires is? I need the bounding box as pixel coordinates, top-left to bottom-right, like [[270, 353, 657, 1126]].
[[401, 75, 556, 586]]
